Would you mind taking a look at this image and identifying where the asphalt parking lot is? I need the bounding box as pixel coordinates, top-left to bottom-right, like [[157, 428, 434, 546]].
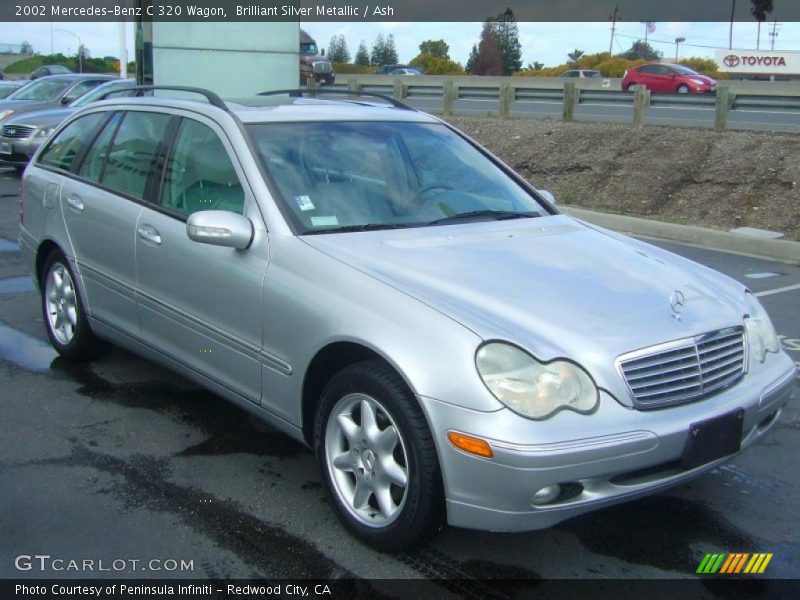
[[0, 168, 798, 595]]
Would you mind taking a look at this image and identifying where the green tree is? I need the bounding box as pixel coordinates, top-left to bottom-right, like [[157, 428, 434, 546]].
[[354, 41, 370, 66], [327, 34, 350, 63], [618, 40, 662, 61], [384, 34, 399, 66], [465, 44, 478, 74], [419, 39, 449, 59], [526, 61, 544, 71], [567, 49, 585, 66], [409, 53, 464, 75], [370, 34, 386, 66], [20, 40, 34, 55], [488, 8, 522, 75]]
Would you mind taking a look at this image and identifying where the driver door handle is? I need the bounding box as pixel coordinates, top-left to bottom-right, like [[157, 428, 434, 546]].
[[137, 224, 162, 245], [66, 194, 84, 212]]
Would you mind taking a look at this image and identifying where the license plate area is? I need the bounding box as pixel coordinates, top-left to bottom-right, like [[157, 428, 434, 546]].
[[682, 409, 744, 470], [0, 142, 11, 156]]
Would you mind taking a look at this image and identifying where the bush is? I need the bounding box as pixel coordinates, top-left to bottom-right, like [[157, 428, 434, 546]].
[[4, 53, 118, 75], [409, 53, 464, 75], [333, 62, 377, 75]]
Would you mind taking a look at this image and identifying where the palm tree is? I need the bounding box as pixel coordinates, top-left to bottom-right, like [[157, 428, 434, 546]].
[[750, 0, 774, 50], [567, 49, 585, 66]]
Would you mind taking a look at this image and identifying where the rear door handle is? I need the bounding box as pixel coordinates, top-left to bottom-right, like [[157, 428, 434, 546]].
[[66, 194, 84, 212], [137, 224, 162, 245]]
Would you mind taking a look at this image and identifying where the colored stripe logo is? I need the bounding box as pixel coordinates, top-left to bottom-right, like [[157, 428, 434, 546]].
[[697, 553, 773, 574]]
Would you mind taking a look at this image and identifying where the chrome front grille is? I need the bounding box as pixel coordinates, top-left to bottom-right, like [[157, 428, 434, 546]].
[[1, 125, 35, 139], [312, 61, 332, 74], [619, 327, 746, 409]]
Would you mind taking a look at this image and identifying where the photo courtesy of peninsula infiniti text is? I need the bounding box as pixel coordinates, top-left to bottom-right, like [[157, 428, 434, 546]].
[[17, 86, 796, 551]]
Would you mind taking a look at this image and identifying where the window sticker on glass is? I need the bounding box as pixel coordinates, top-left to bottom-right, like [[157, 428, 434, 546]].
[[295, 195, 315, 211], [311, 216, 338, 227]]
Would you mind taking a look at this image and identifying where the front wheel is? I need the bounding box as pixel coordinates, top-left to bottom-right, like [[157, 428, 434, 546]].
[[41, 251, 107, 360], [314, 360, 443, 552], [677, 84, 690, 94]]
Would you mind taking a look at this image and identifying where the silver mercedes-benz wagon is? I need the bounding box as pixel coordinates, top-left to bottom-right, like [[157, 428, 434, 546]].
[[18, 87, 796, 551]]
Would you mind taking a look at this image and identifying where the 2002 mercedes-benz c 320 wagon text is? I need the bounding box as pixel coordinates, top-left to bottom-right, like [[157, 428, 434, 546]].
[[18, 87, 796, 551]]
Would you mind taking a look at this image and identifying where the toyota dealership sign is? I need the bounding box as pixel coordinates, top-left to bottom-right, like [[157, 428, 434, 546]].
[[716, 50, 800, 75]]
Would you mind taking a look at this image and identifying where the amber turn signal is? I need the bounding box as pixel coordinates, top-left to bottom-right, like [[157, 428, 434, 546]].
[[447, 431, 493, 458]]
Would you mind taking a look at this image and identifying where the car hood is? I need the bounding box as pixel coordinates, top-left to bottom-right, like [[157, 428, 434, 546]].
[[687, 74, 716, 84], [301, 54, 330, 65], [302, 215, 748, 405], [5, 106, 74, 128]]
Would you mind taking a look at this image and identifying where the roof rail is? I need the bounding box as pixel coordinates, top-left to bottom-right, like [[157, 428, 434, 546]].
[[256, 89, 414, 111], [97, 85, 228, 111]]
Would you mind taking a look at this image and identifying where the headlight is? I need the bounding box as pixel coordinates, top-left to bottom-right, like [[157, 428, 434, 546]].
[[690, 78, 706, 85], [0, 109, 14, 121], [36, 127, 55, 138], [744, 292, 780, 363], [476, 342, 599, 419]]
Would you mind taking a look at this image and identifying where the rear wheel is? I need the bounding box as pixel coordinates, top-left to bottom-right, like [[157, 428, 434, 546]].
[[626, 83, 639, 92], [41, 250, 107, 360], [677, 84, 690, 94], [314, 360, 443, 552]]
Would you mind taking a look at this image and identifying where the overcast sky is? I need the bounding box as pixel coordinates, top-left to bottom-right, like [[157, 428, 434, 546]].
[[1, 21, 799, 67]]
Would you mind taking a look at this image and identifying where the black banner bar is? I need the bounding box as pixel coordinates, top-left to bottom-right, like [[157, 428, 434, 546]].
[[3, 0, 800, 23]]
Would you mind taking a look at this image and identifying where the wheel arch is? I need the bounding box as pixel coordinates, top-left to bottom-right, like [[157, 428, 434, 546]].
[[301, 340, 420, 446], [35, 239, 63, 287]]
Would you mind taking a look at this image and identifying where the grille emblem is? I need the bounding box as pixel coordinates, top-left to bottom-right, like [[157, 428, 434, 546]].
[[670, 290, 686, 320], [6, 129, 14, 135]]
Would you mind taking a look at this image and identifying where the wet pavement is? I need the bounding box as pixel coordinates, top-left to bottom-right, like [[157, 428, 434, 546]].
[[0, 169, 798, 594]]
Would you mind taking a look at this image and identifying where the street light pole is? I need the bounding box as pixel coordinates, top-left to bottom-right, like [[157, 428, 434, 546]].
[[56, 29, 82, 73], [674, 37, 685, 62]]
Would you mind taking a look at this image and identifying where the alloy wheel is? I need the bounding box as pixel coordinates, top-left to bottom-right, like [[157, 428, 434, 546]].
[[45, 262, 78, 345]]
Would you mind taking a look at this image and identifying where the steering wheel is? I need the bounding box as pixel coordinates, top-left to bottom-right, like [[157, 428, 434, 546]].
[[407, 183, 455, 208]]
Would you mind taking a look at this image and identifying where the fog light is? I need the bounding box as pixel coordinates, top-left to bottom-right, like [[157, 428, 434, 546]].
[[531, 484, 561, 506]]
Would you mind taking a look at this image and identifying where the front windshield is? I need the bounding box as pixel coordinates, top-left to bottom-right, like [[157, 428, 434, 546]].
[[247, 121, 548, 233], [300, 42, 319, 55], [672, 65, 700, 76], [70, 81, 134, 107], [9, 78, 71, 101]]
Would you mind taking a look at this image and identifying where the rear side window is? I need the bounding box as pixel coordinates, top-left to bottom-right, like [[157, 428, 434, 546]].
[[76, 112, 122, 183], [38, 112, 108, 172], [102, 111, 170, 199], [160, 119, 245, 217]]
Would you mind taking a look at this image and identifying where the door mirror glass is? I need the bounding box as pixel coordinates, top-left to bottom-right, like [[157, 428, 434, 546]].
[[186, 210, 253, 250], [537, 189, 556, 205], [61, 95, 75, 105]]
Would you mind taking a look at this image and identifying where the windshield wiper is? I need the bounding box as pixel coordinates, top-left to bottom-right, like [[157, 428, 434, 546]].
[[426, 210, 541, 226], [303, 223, 422, 235]]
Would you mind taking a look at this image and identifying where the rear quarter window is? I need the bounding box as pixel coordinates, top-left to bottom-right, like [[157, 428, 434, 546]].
[[37, 112, 108, 172]]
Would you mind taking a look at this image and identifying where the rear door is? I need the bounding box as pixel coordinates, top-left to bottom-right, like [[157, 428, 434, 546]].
[[39, 110, 147, 336], [134, 114, 267, 403]]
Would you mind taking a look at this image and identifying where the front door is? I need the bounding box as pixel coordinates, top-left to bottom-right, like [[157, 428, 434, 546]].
[[134, 115, 267, 403]]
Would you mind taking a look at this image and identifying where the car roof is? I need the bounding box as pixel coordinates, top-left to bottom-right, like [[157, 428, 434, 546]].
[[33, 73, 116, 81], [85, 95, 440, 124]]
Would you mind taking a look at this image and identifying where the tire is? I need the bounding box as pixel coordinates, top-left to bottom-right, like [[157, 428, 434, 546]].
[[626, 83, 639, 92], [314, 359, 444, 552], [677, 84, 690, 94], [40, 250, 107, 360]]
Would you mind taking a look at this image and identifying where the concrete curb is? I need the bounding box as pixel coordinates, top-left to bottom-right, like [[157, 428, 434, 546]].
[[561, 206, 800, 264]]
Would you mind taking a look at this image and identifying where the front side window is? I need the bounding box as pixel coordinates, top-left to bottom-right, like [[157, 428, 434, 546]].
[[160, 119, 245, 217], [300, 42, 318, 55], [37, 112, 108, 172], [247, 121, 547, 233], [9, 78, 72, 101], [64, 80, 107, 102], [101, 111, 170, 199]]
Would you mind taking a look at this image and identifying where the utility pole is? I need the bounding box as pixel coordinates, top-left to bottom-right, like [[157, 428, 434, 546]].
[[729, 0, 736, 49], [769, 20, 779, 51], [609, 4, 620, 55]]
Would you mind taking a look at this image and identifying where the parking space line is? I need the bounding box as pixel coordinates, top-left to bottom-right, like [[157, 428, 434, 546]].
[[755, 283, 800, 297]]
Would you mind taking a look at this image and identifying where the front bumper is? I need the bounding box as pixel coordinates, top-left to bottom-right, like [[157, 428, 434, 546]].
[[419, 353, 796, 532], [0, 136, 42, 166]]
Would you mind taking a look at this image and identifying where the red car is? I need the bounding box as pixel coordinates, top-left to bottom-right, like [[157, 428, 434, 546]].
[[622, 63, 717, 94]]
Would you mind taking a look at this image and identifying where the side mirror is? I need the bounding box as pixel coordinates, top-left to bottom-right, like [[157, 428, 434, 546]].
[[60, 95, 76, 105], [537, 189, 557, 205], [186, 210, 253, 250]]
